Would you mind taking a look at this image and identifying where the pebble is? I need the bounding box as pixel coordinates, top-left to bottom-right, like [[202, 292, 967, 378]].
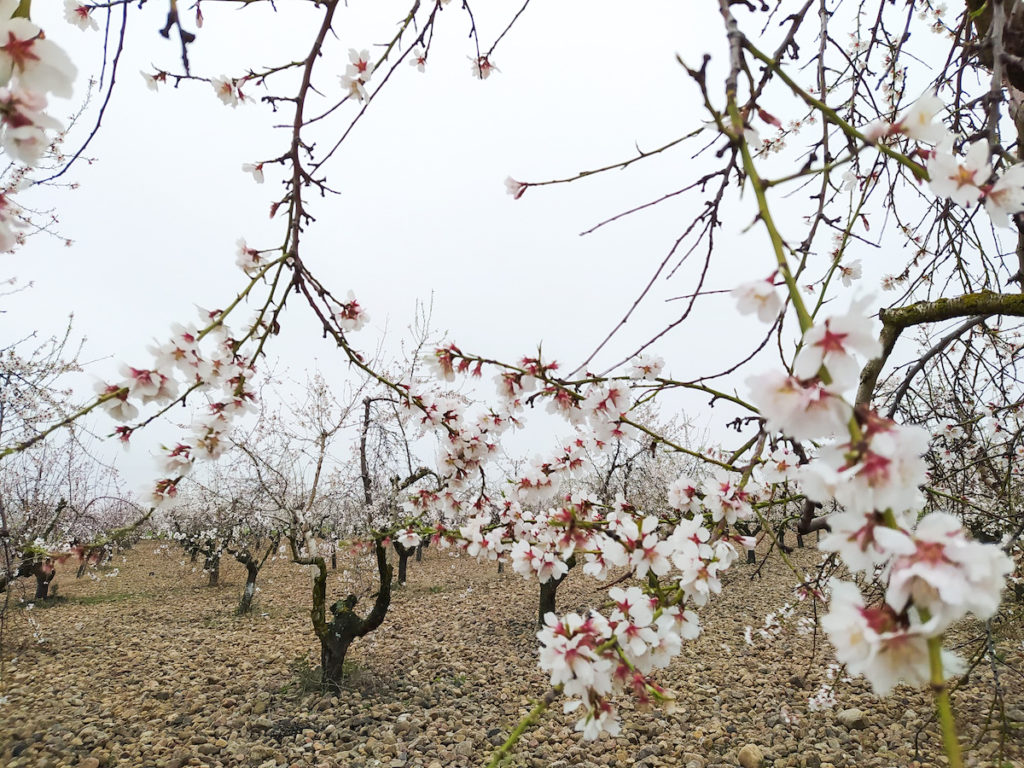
[[738, 744, 764, 768], [4, 542, 1021, 768], [836, 709, 867, 731]]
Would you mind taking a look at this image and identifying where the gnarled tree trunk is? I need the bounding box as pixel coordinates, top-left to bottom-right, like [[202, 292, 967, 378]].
[[311, 541, 393, 691]]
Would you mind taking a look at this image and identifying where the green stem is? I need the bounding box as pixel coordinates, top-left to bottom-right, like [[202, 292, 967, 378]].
[[926, 635, 963, 768], [485, 689, 557, 768]]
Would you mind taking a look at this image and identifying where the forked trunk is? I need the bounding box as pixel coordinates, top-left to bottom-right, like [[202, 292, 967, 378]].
[[393, 541, 413, 585]]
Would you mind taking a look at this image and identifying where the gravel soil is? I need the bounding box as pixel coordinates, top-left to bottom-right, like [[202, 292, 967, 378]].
[[2, 539, 1023, 768]]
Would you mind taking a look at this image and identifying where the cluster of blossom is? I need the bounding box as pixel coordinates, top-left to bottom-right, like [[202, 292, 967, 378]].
[[341, 49, 374, 102], [0, 1, 77, 248], [865, 95, 1024, 227], [92, 307, 261, 508], [436, 490, 748, 737], [738, 281, 1014, 695], [393, 339, 774, 736]]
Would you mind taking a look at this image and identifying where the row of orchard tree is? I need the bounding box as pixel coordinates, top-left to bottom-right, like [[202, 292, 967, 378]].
[[1, 316, 715, 693], [3, 1, 1024, 765]]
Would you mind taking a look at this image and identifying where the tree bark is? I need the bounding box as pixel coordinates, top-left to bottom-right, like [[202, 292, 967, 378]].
[[238, 562, 258, 614], [205, 553, 220, 587], [537, 555, 576, 627], [34, 560, 54, 600], [392, 540, 413, 585]]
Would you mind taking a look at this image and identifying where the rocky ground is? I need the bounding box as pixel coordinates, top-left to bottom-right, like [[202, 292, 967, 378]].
[[1, 539, 1022, 768]]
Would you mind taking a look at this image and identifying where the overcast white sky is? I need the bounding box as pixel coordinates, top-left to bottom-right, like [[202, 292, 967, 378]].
[[8, 0, 919, 488]]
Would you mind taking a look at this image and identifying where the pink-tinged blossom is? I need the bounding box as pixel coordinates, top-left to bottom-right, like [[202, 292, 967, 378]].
[[235, 237, 265, 275], [837, 259, 862, 287], [701, 471, 754, 524], [885, 512, 1013, 627], [761, 446, 797, 484], [159, 443, 194, 476], [346, 48, 374, 80], [409, 47, 426, 72], [819, 510, 914, 574], [396, 528, 421, 549], [802, 418, 929, 515], [667, 474, 701, 514], [211, 76, 240, 107], [609, 586, 658, 658], [570, 701, 621, 741], [581, 535, 627, 580], [147, 478, 181, 509], [622, 516, 672, 578], [732, 277, 782, 322], [666, 515, 713, 573], [331, 290, 369, 332], [510, 539, 568, 583], [628, 353, 664, 380], [928, 139, 990, 208], [470, 55, 498, 79], [867, 93, 948, 144], [64, 1, 98, 31], [241, 162, 264, 184], [582, 383, 632, 442], [822, 580, 963, 695], [192, 424, 228, 461], [94, 381, 138, 422], [792, 296, 882, 391], [141, 70, 166, 91], [0, 86, 61, 165], [748, 370, 851, 440], [545, 386, 584, 425], [119, 364, 178, 404], [505, 176, 527, 200], [340, 48, 373, 101], [983, 163, 1024, 227], [0, 1, 77, 98], [538, 611, 613, 689]]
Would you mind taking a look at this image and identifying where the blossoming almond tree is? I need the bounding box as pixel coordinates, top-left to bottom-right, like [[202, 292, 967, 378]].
[[5, 1, 1024, 766]]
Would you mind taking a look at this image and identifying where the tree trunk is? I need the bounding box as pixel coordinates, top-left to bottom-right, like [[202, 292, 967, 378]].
[[538, 578, 561, 626], [796, 533, 805, 548], [320, 595, 361, 691], [536, 555, 575, 626], [34, 563, 54, 600], [776, 523, 793, 554], [415, 542, 424, 562], [331, 550, 337, 570], [238, 563, 259, 614], [206, 554, 220, 587], [746, 548, 756, 564], [314, 541, 393, 692], [321, 629, 355, 689], [497, 559, 504, 574], [393, 541, 413, 585]]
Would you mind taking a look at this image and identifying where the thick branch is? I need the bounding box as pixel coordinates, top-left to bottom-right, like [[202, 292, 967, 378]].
[[857, 292, 1024, 406]]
